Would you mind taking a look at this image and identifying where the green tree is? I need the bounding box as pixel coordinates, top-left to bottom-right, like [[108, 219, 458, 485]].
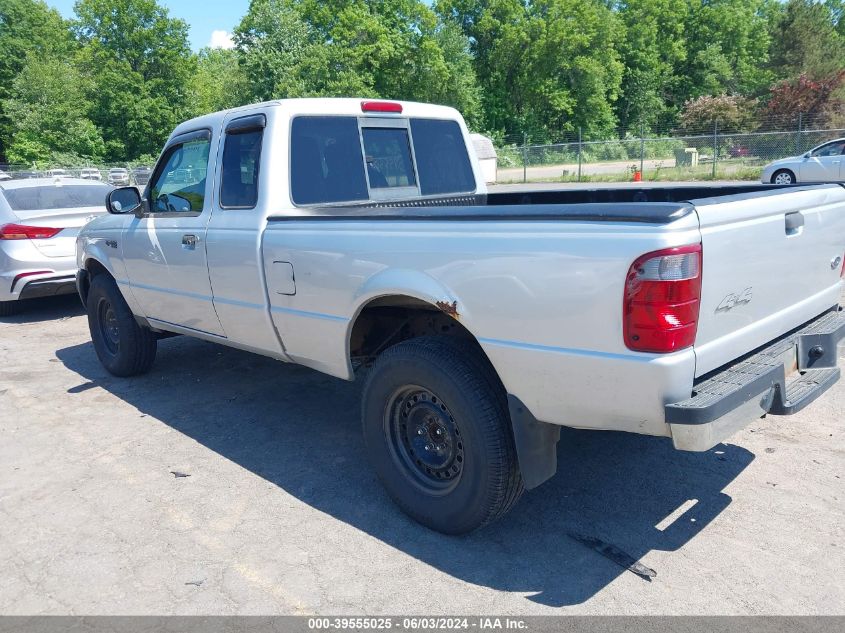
[[73, 0, 196, 160], [769, 0, 845, 80], [0, 0, 74, 162], [437, 0, 623, 139], [679, 0, 773, 100], [189, 48, 249, 115], [614, 0, 688, 132], [234, 0, 482, 123], [3, 55, 105, 165], [233, 0, 318, 101]]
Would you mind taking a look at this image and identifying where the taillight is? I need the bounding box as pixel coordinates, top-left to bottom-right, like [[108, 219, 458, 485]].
[[361, 100, 403, 114], [0, 223, 62, 240], [624, 244, 702, 353]]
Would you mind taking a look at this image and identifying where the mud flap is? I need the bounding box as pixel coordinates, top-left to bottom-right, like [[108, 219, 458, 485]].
[[507, 395, 561, 489]]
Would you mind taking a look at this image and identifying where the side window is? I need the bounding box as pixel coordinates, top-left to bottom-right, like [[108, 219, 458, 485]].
[[361, 127, 416, 189], [149, 133, 211, 213], [812, 141, 845, 157], [221, 127, 264, 209], [410, 119, 475, 195], [290, 116, 367, 205]]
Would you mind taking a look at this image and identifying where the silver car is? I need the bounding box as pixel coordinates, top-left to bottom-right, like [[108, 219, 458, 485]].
[[79, 167, 103, 181], [108, 168, 130, 186], [762, 137, 845, 184], [0, 178, 112, 315]]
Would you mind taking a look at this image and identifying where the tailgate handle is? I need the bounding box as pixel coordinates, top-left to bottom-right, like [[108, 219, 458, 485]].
[[785, 212, 804, 235]]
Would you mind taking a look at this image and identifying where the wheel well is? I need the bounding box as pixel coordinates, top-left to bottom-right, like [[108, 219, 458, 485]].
[[350, 296, 485, 367], [772, 168, 796, 182], [80, 259, 112, 304]]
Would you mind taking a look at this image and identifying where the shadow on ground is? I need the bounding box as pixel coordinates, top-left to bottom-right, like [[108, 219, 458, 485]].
[[0, 295, 83, 324], [57, 336, 754, 607]]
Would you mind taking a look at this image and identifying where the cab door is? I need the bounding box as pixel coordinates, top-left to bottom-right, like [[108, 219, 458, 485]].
[[121, 128, 225, 336], [800, 140, 845, 182]]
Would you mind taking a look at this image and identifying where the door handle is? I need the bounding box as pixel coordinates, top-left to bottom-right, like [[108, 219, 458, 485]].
[[181, 234, 198, 249], [785, 212, 804, 235]]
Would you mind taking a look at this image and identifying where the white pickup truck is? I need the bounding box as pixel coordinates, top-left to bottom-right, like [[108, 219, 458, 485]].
[[76, 98, 845, 534]]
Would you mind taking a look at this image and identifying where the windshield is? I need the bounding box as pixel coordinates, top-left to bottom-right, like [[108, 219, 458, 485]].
[[1, 184, 112, 211]]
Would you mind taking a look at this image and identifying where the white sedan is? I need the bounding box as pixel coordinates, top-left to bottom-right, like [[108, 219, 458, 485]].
[[762, 138, 845, 184]]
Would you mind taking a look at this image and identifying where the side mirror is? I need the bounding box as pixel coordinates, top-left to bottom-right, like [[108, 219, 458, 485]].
[[803, 151, 812, 159], [107, 186, 142, 216]]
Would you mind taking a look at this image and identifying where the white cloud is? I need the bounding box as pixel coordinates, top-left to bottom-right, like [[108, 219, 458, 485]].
[[208, 30, 235, 50]]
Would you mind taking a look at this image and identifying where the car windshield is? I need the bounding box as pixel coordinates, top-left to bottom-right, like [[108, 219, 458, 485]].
[[1, 184, 112, 211]]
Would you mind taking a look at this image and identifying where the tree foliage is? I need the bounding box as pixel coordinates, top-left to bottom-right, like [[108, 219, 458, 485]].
[[1, 0, 844, 163], [680, 94, 760, 133], [4, 55, 105, 165]]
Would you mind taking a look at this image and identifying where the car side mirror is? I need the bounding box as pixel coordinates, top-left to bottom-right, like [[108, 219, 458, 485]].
[[107, 186, 143, 216], [803, 151, 811, 159]]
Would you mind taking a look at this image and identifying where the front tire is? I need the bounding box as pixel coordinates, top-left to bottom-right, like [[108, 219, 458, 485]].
[[772, 169, 796, 185], [0, 301, 22, 317], [87, 274, 157, 376], [362, 336, 523, 534]]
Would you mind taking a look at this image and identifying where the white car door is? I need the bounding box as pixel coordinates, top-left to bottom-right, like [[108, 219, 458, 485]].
[[800, 140, 845, 182], [121, 129, 225, 336]]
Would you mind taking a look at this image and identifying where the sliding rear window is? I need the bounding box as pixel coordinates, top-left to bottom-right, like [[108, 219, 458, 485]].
[[409, 119, 475, 195], [290, 117, 368, 205], [290, 116, 475, 206]]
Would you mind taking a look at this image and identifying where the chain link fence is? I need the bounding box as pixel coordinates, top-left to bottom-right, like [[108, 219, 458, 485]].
[[491, 113, 845, 184], [3, 113, 843, 186]]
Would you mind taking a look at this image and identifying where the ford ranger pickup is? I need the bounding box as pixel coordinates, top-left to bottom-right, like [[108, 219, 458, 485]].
[[76, 98, 845, 533]]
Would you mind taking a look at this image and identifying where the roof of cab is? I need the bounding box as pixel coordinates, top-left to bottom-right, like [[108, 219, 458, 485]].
[[170, 98, 464, 140]]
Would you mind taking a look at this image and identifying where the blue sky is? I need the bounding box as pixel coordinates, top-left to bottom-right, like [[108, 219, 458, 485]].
[[46, 0, 250, 51]]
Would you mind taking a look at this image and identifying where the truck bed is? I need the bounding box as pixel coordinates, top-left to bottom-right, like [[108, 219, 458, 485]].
[[268, 183, 842, 224]]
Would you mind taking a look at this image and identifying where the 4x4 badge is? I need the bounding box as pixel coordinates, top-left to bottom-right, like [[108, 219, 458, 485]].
[[716, 287, 753, 312]]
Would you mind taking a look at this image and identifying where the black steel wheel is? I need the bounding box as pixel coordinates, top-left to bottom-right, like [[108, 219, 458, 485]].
[[385, 386, 465, 494], [87, 273, 157, 377], [362, 336, 523, 534]]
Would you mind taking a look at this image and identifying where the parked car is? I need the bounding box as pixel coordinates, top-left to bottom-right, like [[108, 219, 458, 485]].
[[79, 167, 102, 181], [728, 145, 750, 158], [762, 138, 845, 184], [131, 165, 152, 186], [0, 178, 112, 316], [77, 98, 845, 534], [46, 168, 69, 179], [107, 168, 130, 186], [0, 172, 10, 181]]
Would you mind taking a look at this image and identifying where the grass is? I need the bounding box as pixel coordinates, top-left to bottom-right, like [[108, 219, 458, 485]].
[[497, 162, 764, 184]]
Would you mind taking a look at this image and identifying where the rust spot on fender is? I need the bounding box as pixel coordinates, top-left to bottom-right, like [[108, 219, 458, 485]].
[[435, 300, 459, 318]]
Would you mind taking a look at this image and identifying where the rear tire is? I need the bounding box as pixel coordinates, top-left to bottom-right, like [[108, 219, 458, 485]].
[[772, 169, 796, 185], [0, 301, 22, 317], [87, 274, 157, 376], [362, 336, 523, 534]]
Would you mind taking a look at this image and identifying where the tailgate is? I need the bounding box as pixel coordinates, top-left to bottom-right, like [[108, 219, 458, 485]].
[[693, 185, 845, 377]]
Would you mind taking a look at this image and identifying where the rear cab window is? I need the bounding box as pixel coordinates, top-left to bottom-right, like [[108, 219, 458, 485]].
[[290, 115, 475, 206]]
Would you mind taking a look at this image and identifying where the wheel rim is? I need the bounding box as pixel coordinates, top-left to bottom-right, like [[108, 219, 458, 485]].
[[384, 386, 464, 493], [774, 172, 793, 184], [97, 298, 120, 355]]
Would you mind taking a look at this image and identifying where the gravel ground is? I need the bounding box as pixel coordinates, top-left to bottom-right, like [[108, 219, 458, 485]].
[[0, 295, 843, 615]]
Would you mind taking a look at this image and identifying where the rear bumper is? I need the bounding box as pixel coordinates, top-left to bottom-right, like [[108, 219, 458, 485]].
[[667, 308, 845, 450], [17, 275, 78, 300]]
